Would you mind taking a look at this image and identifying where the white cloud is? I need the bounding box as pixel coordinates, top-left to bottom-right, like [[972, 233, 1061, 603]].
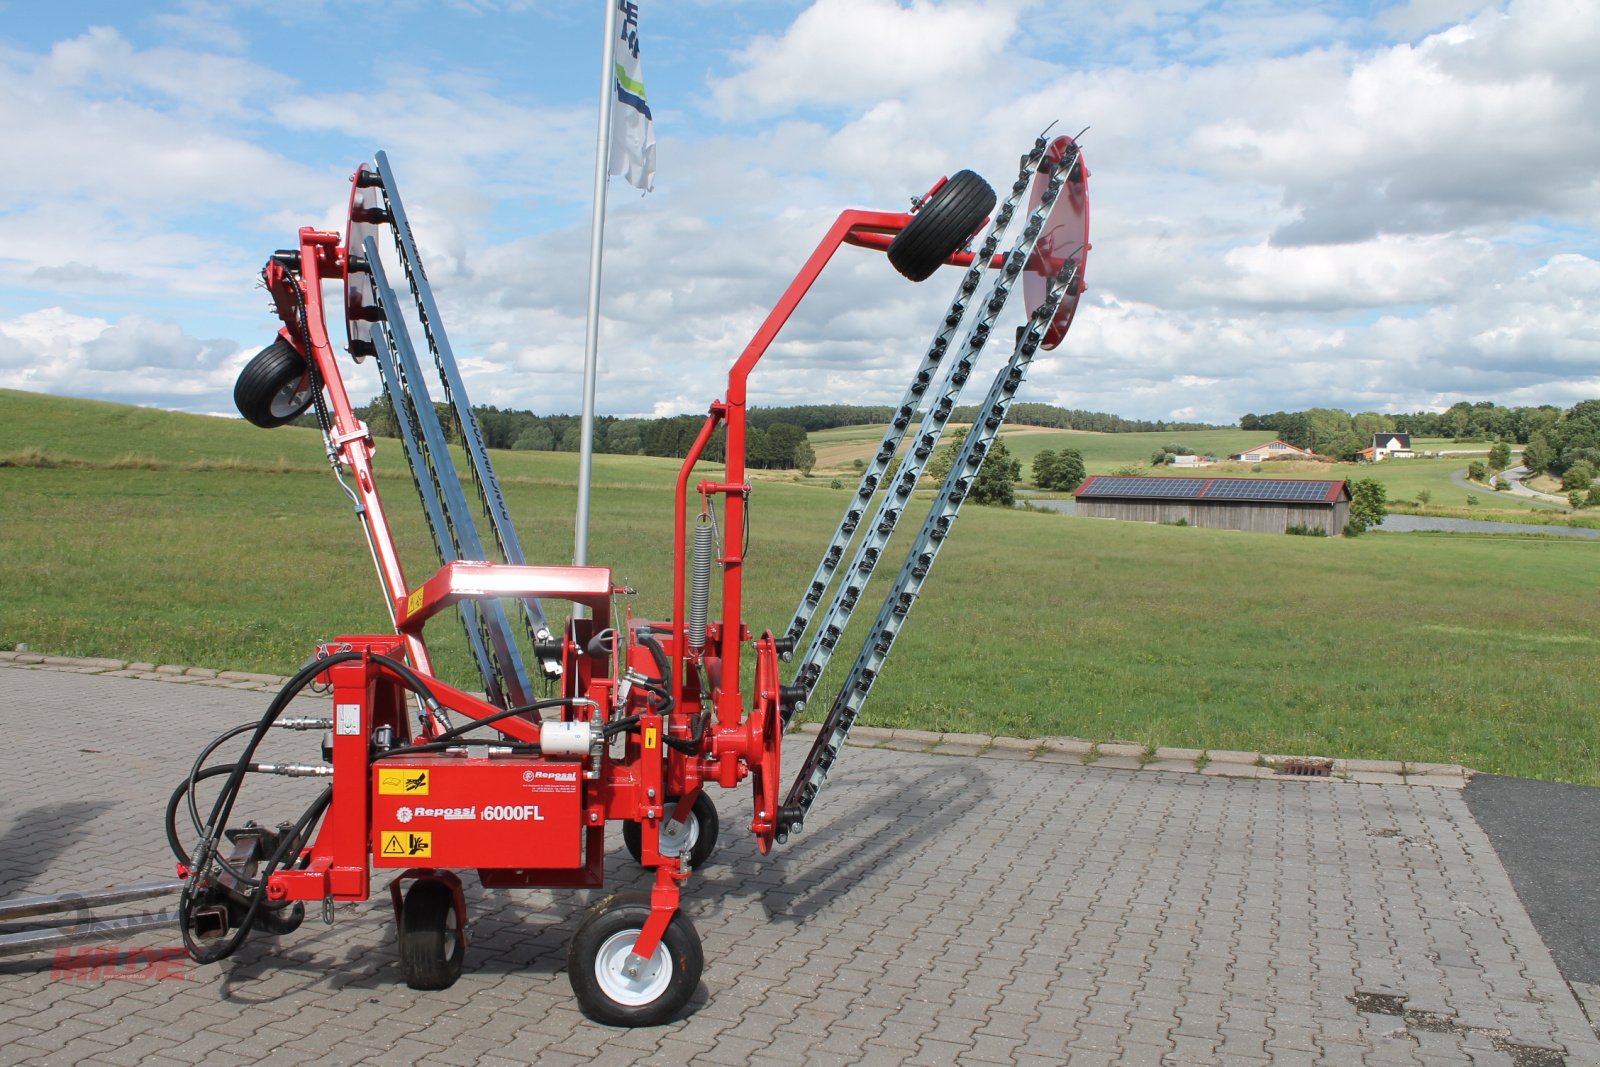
[[1191, 3, 1600, 245], [1, 0, 1597, 433], [1191, 234, 1501, 310], [710, 0, 1023, 118], [0, 308, 247, 404]]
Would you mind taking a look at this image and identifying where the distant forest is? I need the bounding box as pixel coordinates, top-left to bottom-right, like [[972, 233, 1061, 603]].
[[1240, 399, 1600, 474], [333, 395, 1600, 479], [344, 397, 1222, 472]]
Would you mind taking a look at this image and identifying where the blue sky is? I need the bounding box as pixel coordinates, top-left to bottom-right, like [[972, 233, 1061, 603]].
[[0, 0, 1596, 425]]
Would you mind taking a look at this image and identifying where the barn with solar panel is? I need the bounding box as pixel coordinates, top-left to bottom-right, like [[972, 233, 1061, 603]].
[[1074, 476, 1352, 536]]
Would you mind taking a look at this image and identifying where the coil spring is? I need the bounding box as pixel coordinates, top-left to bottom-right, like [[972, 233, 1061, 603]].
[[688, 513, 714, 652]]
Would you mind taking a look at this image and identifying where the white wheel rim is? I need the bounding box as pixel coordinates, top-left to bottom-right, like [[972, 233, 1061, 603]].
[[443, 905, 460, 963], [271, 375, 313, 417], [658, 813, 699, 859], [594, 930, 672, 1007]]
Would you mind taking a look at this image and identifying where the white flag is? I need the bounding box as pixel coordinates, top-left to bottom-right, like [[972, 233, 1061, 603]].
[[609, 1, 656, 192]]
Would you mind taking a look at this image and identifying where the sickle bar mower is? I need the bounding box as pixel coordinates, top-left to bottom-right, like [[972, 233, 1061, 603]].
[[171, 131, 1088, 1025]]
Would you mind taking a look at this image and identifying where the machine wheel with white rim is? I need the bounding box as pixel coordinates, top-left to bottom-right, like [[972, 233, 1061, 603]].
[[568, 892, 702, 1027], [234, 336, 316, 428], [621, 792, 719, 870]]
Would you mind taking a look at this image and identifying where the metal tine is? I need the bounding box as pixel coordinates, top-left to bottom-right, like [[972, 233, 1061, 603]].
[[0, 913, 180, 959], [782, 250, 1085, 835], [785, 138, 1072, 721], [362, 258, 504, 702], [365, 237, 534, 710], [781, 135, 1055, 655], [0, 880, 182, 923], [0, 880, 184, 960], [370, 152, 560, 679]]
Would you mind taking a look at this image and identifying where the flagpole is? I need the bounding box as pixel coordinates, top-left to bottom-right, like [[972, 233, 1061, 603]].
[[575, 0, 620, 573]]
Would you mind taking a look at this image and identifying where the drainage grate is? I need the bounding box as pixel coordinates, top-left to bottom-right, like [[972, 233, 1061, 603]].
[[1277, 756, 1334, 777]]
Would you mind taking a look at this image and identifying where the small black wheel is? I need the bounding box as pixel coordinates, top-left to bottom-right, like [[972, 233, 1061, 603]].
[[568, 892, 702, 1027], [621, 793, 719, 870], [234, 337, 315, 428], [887, 169, 997, 282], [398, 879, 464, 990]]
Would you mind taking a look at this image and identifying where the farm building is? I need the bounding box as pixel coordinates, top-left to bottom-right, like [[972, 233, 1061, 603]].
[[1228, 439, 1317, 462], [1371, 432, 1414, 459], [1074, 476, 1351, 535]]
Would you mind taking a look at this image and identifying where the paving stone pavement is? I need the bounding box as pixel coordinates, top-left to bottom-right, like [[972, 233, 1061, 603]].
[[2, 664, 1597, 1066]]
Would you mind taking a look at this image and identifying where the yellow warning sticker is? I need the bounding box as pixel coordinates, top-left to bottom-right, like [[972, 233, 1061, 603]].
[[406, 588, 424, 618], [379, 769, 429, 795], [381, 831, 432, 858], [644, 727, 658, 750]]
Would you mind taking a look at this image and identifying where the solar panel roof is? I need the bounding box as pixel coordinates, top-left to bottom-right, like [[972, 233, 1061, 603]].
[[1075, 476, 1346, 503], [1079, 477, 1210, 498]]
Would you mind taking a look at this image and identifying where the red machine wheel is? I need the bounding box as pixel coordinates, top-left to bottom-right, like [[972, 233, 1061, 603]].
[[887, 169, 996, 282], [749, 687, 782, 855], [398, 879, 464, 990], [621, 792, 720, 869], [568, 893, 702, 1027], [234, 337, 315, 428]]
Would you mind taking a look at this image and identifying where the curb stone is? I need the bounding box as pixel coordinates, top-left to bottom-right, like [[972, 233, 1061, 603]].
[[0, 653, 1476, 787]]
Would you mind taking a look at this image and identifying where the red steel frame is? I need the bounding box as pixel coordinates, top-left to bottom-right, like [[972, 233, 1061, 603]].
[[669, 197, 1004, 729], [221, 174, 991, 965]]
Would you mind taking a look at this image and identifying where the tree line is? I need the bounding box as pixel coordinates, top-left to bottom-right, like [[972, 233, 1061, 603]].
[[337, 398, 1212, 473], [1239, 399, 1600, 474], [354, 397, 818, 472]]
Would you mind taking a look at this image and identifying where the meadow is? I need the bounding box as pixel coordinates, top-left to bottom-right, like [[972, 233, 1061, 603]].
[[3, 390, 1596, 783], [812, 421, 1594, 524]]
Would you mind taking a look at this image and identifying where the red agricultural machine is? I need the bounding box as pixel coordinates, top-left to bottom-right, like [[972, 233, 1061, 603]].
[[165, 131, 1089, 1025]]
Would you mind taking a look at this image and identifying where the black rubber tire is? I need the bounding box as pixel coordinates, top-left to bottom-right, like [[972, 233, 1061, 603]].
[[234, 337, 314, 428], [568, 892, 702, 1027], [887, 169, 997, 282], [398, 879, 464, 991], [621, 793, 719, 870]]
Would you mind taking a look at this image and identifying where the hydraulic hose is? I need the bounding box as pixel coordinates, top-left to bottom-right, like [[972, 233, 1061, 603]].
[[178, 650, 431, 964], [168, 763, 263, 869], [177, 655, 592, 965], [180, 785, 331, 965]]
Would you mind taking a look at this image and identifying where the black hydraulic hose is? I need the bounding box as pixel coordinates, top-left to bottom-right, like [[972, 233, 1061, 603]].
[[168, 764, 262, 868], [183, 651, 367, 884], [631, 676, 675, 717], [185, 722, 268, 845], [429, 696, 586, 744], [180, 655, 587, 966], [662, 713, 708, 755], [180, 651, 432, 960], [181, 785, 331, 965], [637, 630, 671, 686], [372, 739, 538, 761], [602, 714, 642, 739]]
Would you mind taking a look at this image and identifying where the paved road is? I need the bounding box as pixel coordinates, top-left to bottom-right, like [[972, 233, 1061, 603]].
[[2, 664, 1597, 1066], [1495, 466, 1573, 507], [1466, 775, 1600, 987]]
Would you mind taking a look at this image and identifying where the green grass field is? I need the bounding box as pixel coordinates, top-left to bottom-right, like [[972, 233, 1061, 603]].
[[811, 418, 1591, 525], [3, 390, 1596, 783]]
